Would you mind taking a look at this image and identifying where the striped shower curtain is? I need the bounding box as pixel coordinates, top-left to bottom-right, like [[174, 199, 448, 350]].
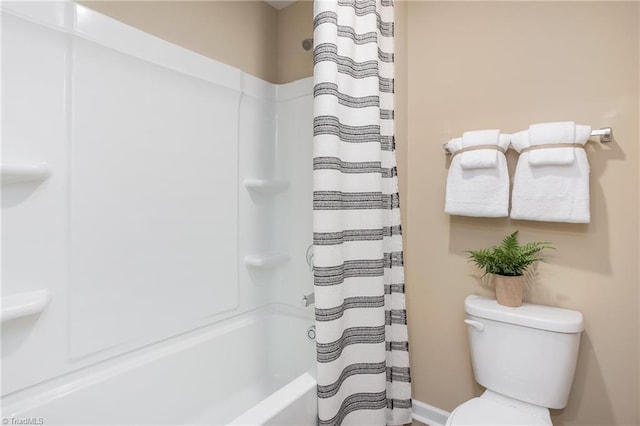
[[312, 1, 412, 425]]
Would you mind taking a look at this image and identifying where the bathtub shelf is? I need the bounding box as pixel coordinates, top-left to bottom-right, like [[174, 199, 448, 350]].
[[244, 178, 290, 195], [244, 252, 290, 269], [1, 290, 51, 323], [1, 162, 51, 184]]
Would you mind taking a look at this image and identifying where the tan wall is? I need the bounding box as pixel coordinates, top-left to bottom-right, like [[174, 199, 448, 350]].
[[80, 1, 279, 83], [398, 2, 639, 425], [277, 1, 314, 83], [80, 1, 314, 84]]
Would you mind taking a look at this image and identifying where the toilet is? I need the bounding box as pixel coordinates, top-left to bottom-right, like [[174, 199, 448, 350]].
[[446, 295, 584, 425]]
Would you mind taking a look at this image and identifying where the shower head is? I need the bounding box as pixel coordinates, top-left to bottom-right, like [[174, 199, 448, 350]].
[[301, 38, 313, 51]]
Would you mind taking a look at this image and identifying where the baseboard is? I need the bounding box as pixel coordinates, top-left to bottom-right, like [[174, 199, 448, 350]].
[[412, 399, 450, 426]]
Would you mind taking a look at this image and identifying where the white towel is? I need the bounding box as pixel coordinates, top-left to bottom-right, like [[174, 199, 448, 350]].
[[528, 122, 590, 166], [444, 133, 511, 217], [460, 129, 501, 169], [510, 124, 592, 223]]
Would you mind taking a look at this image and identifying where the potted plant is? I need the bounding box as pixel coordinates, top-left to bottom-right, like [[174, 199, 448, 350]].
[[467, 231, 553, 307]]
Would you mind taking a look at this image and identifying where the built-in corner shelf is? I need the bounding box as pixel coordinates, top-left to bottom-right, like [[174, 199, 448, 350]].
[[0, 290, 51, 323], [244, 252, 290, 269], [1, 162, 51, 184], [244, 178, 290, 195]]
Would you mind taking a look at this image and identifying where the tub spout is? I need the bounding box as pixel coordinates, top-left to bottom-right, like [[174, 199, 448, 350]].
[[302, 292, 315, 307]]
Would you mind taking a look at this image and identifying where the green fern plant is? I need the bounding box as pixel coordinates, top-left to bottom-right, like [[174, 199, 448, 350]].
[[467, 231, 553, 277]]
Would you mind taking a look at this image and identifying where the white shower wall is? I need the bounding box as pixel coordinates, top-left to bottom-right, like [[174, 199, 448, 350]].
[[238, 76, 314, 309], [273, 81, 315, 307], [1, 2, 313, 397]]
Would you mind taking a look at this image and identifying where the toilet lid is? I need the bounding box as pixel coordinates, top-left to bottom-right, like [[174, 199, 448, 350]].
[[446, 397, 552, 426]]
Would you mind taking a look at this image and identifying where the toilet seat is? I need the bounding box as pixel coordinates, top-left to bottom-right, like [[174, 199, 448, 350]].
[[445, 391, 552, 426]]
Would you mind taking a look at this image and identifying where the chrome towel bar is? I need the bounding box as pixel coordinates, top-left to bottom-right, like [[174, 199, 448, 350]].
[[442, 127, 613, 155]]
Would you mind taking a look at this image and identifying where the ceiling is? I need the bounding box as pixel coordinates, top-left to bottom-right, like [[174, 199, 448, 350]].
[[264, 0, 296, 10]]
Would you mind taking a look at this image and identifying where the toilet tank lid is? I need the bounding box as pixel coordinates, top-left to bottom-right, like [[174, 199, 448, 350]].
[[465, 295, 584, 333]]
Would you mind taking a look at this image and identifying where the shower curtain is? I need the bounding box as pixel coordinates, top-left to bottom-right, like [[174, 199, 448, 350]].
[[312, 1, 412, 425]]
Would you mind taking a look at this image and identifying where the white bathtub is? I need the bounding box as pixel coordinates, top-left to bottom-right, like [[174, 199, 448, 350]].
[[1, 305, 317, 425]]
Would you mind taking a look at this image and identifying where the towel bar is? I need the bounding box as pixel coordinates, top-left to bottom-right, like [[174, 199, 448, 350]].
[[590, 127, 613, 143], [442, 127, 613, 155]]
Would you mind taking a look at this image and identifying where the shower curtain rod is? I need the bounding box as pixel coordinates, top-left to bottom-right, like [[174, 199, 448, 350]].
[[442, 127, 613, 155]]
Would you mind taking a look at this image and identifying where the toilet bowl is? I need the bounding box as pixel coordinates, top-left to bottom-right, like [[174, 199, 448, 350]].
[[446, 295, 583, 426], [445, 390, 551, 426]]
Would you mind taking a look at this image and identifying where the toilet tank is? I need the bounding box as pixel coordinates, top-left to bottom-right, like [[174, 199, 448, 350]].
[[464, 295, 583, 409]]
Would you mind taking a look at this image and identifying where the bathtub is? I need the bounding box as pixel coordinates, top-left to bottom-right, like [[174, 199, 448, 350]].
[[1, 305, 317, 425]]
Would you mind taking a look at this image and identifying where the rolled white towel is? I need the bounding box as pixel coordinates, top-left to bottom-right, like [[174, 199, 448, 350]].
[[528, 121, 591, 166], [460, 129, 501, 169]]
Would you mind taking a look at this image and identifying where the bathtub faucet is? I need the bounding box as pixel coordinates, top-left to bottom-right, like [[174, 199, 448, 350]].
[[302, 292, 315, 307]]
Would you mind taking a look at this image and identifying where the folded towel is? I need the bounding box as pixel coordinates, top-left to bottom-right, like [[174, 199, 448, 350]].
[[527, 122, 591, 166], [510, 124, 592, 223], [460, 129, 501, 169], [444, 133, 510, 218]]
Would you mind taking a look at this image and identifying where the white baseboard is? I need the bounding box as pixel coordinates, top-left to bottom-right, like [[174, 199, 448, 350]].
[[412, 399, 450, 426]]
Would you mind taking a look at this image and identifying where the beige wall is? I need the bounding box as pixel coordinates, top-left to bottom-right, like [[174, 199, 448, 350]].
[[80, 1, 314, 84], [277, 1, 314, 83], [398, 2, 639, 425]]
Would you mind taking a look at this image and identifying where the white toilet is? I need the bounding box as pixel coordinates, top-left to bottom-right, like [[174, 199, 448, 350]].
[[446, 295, 584, 425]]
